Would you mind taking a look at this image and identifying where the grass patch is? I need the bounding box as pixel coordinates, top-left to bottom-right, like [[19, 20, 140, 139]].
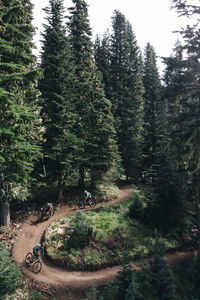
[[44, 197, 179, 271]]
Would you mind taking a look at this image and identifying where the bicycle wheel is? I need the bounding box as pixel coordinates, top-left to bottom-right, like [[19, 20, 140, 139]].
[[89, 199, 96, 208], [25, 252, 33, 265], [78, 200, 85, 209], [32, 260, 42, 274]]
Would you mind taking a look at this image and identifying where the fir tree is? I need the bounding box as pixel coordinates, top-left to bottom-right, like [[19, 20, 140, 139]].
[[0, 0, 41, 225], [39, 0, 79, 200], [0, 242, 22, 296], [94, 31, 111, 99], [109, 11, 144, 181], [149, 241, 176, 300], [115, 263, 134, 300], [68, 0, 118, 187], [143, 43, 162, 180], [164, 0, 200, 206], [125, 275, 142, 300]]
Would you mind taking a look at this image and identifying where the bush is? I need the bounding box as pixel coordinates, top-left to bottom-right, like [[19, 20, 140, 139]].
[[0, 242, 22, 297], [128, 193, 144, 220], [64, 223, 89, 250], [29, 290, 42, 300]]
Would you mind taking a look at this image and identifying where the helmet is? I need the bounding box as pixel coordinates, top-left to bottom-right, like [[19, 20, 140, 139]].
[[84, 190, 87, 194]]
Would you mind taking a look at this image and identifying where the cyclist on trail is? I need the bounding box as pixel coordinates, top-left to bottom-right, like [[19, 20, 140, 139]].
[[84, 190, 91, 204], [41, 202, 53, 216], [33, 243, 45, 259]]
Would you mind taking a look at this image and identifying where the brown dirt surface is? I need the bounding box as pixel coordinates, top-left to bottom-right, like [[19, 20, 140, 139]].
[[12, 185, 195, 300]]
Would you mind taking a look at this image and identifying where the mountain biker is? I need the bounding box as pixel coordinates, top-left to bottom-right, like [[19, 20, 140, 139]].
[[41, 202, 53, 216], [84, 190, 91, 204], [33, 243, 45, 259]]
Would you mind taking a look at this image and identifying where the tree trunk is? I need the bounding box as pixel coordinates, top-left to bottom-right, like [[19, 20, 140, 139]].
[[1, 200, 10, 226], [57, 177, 64, 201], [79, 165, 85, 187], [58, 187, 63, 201]]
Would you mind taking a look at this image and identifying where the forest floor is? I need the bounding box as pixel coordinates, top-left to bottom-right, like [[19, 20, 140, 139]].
[[12, 184, 196, 300]]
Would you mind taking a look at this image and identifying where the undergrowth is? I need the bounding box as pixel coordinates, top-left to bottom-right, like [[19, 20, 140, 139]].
[[44, 194, 179, 271]]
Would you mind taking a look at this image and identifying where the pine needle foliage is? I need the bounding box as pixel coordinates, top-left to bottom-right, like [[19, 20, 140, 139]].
[[67, 0, 118, 187], [39, 0, 79, 199], [0, 0, 41, 225]]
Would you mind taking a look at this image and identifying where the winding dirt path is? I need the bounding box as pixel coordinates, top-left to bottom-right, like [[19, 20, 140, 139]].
[[12, 186, 195, 300]]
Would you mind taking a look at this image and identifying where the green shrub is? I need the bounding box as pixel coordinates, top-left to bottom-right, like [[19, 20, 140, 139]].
[[29, 290, 42, 300], [64, 223, 89, 250], [0, 242, 22, 297], [128, 193, 144, 220]]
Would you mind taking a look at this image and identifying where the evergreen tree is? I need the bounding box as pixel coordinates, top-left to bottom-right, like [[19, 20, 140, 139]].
[[101, 280, 118, 300], [0, 242, 22, 297], [164, 0, 200, 205], [143, 43, 162, 180], [125, 275, 142, 300], [94, 31, 111, 99], [109, 11, 144, 181], [39, 0, 79, 200], [115, 263, 134, 300], [68, 0, 118, 187], [148, 241, 176, 300], [0, 0, 41, 225]]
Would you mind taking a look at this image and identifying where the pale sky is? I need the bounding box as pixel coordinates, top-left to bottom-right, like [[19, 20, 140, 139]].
[[32, 0, 189, 74]]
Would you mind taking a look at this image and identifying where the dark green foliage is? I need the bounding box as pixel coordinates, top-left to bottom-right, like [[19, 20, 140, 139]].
[[125, 276, 142, 300], [115, 263, 134, 300], [0, 0, 41, 225], [164, 0, 200, 210], [94, 31, 111, 100], [0, 242, 22, 297], [39, 0, 79, 199], [109, 11, 144, 181], [143, 43, 162, 179], [173, 252, 200, 299], [64, 223, 89, 250], [84, 282, 98, 300], [29, 290, 42, 300], [101, 280, 118, 300], [148, 241, 176, 300], [68, 0, 118, 188], [128, 193, 144, 221]]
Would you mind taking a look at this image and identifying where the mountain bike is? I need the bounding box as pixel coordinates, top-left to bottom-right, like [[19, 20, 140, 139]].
[[24, 252, 42, 274], [37, 203, 54, 222], [77, 197, 96, 209]]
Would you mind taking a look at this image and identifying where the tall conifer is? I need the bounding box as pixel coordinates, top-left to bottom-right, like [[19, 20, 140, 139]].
[[68, 0, 118, 187], [149, 241, 176, 300], [143, 43, 162, 179], [109, 11, 144, 181], [164, 0, 200, 207], [0, 0, 41, 225], [39, 0, 79, 200]]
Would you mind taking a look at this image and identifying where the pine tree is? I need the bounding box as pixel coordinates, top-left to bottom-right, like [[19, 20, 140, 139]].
[[0, 242, 22, 296], [164, 0, 200, 205], [148, 241, 176, 300], [0, 0, 41, 225], [115, 263, 134, 300], [94, 31, 111, 99], [125, 275, 142, 300], [39, 0, 79, 200], [143, 43, 162, 180], [109, 11, 144, 181], [67, 0, 118, 187]]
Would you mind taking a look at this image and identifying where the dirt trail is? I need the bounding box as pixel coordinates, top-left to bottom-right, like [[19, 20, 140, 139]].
[[12, 186, 195, 299]]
